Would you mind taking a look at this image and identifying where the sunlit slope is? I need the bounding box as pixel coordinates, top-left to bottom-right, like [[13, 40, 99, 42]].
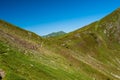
[[0, 21, 95, 80], [0, 8, 120, 80], [45, 8, 120, 80]]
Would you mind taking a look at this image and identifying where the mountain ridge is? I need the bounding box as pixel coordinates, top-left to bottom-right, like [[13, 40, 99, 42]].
[[0, 8, 120, 80], [42, 31, 66, 38]]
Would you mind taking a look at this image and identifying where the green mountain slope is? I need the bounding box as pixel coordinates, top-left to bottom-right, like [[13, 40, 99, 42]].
[[0, 20, 94, 80], [44, 8, 120, 80], [0, 8, 120, 80], [42, 31, 66, 38]]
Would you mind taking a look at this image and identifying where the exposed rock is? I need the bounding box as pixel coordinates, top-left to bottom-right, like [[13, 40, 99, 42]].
[[74, 33, 81, 38], [0, 69, 5, 79], [30, 64, 34, 67], [104, 30, 106, 34], [61, 43, 65, 46]]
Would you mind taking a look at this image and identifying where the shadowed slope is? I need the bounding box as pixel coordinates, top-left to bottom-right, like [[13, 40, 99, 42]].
[[0, 20, 94, 80]]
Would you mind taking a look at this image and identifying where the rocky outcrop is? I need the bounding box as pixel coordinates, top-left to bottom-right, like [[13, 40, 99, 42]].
[[0, 69, 5, 80]]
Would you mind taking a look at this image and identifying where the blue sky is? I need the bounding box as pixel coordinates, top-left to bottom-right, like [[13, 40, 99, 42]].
[[0, 0, 120, 35]]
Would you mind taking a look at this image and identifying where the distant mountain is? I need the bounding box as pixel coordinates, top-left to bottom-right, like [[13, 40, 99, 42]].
[[43, 31, 66, 38], [0, 8, 120, 80]]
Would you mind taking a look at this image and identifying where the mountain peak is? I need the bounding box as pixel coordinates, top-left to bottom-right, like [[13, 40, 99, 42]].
[[43, 31, 66, 38]]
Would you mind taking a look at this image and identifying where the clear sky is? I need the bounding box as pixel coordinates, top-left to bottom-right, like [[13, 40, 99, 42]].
[[0, 0, 120, 36]]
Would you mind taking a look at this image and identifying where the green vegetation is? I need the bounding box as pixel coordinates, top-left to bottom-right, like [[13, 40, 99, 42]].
[[0, 8, 120, 80], [42, 31, 66, 38]]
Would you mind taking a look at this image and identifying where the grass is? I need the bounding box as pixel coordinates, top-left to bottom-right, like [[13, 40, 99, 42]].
[[0, 41, 93, 80], [0, 8, 120, 80]]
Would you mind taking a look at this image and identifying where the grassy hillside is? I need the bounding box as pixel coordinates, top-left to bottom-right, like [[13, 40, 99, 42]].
[[42, 31, 66, 38], [0, 20, 94, 80], [44, 8, 120, 80], [0, 8, 120, 80]]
